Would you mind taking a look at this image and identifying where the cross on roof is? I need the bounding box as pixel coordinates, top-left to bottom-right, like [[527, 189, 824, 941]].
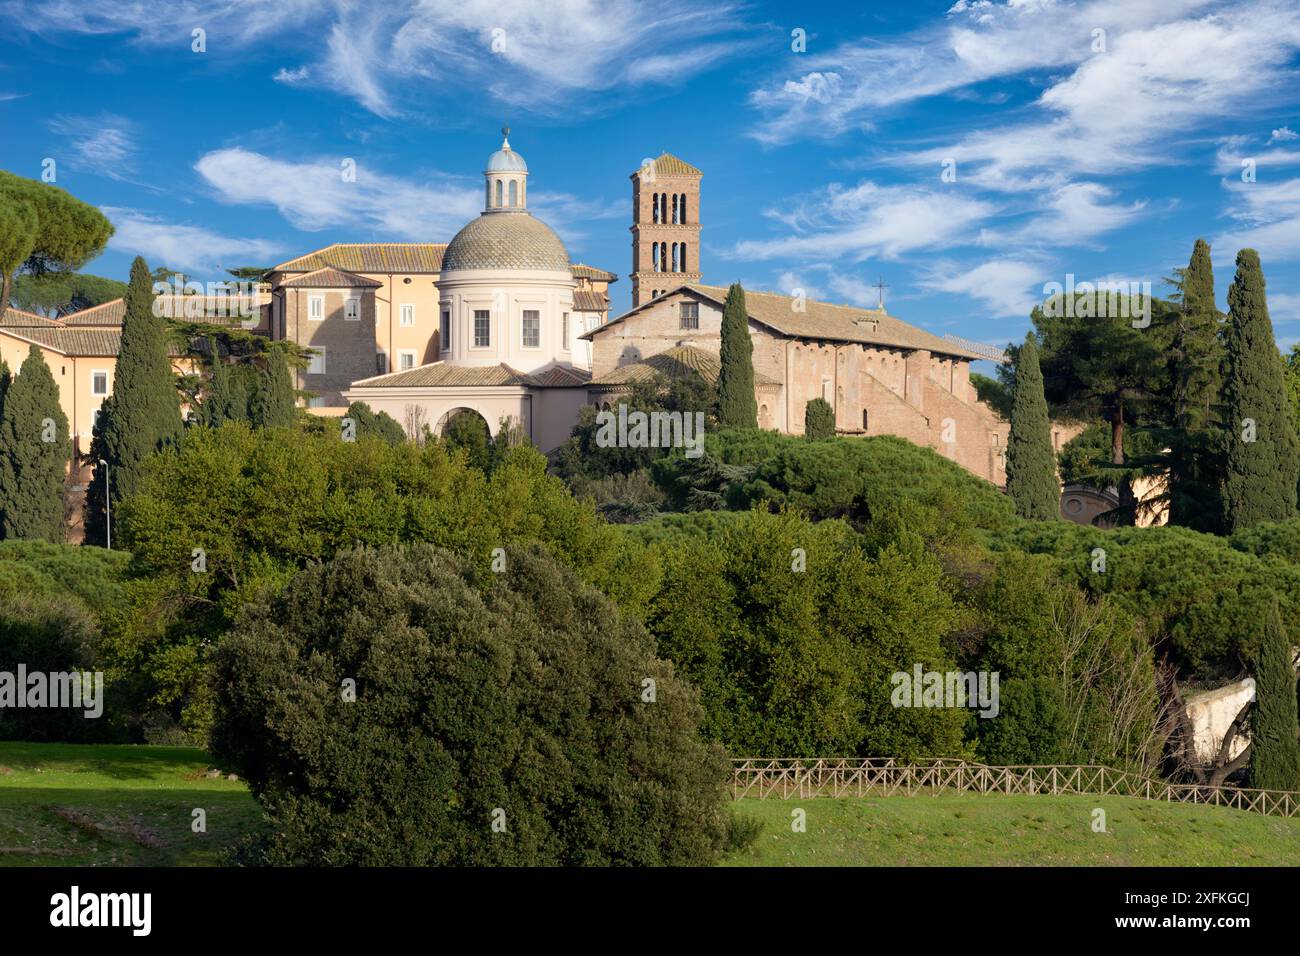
[[873, 277, 889, 310]]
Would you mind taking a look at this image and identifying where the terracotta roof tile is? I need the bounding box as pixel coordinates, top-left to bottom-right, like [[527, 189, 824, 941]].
[[571, 263, 618, 282], [0, 308, 64, 328], [590, 344, 779, 387], [61, 299, 126, 326], [630, 153, 702, 178], [279, 267, 384, 289], [573, 289, 608, 312], [272, 243, 447, 274], [587, 285, 984, 361], [351, 361, 589, 389]]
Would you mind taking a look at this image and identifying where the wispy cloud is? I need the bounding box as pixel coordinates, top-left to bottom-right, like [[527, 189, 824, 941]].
[[102, 206, 285, 274], [193, 147, 616, 245], [7, 0, 757, 117], [919, 258, 1045, 319], [728, 180, 997, 263], [46, 113, 140, 181]]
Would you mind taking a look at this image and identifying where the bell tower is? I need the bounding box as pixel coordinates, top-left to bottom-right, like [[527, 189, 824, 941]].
[[630, 154, 702, 307]]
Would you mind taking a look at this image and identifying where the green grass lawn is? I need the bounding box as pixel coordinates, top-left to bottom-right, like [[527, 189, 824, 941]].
[[724, 793, 1300, 866], [0, 742, 264, 866], [4, 743, 1298, 866]]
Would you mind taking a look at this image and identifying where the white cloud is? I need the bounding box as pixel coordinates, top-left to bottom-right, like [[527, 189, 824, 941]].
[[729, 180, 998, 263], [1270, 125, 1299, 143], [193, 147, 613, 246], [919, 258, 1044, 318], [8, 0, 755, 117], [195, 147, 481, 239], [46, 113, 139, 180], [102, 207, 285, 274], [1215, 175, 1300, 263]]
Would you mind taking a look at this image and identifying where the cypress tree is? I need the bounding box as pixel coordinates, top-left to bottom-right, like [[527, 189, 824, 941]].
[[0, 358, 7, 533], [1221, 249, 1299, 531], [201, 344, 250, 427], [1250, 602, 1300, 792], [1167, 239, 1224, 531], [717, 284, 757, 428], [251, 348, 296, 428], [804, 397, 834, 439], [1005, 333, 1059, 520], [84, 256, 182, 545], [0, 345, 69, 541]]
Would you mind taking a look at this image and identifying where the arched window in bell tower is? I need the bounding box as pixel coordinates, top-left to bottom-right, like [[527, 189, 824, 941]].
[[680, 241, 688, 273], [671, 242, 679, 272], [495, 179, 503, 208], [680, 193, 687, 223], [651, 242, 659, 273], [509, 180, 518, 207]]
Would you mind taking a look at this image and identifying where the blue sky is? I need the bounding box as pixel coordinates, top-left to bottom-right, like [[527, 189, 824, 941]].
[[3, 0, 1300, 357]]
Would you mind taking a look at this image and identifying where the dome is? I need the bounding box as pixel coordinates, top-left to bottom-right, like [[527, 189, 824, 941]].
[[486, 147, 528, 173], [442, 211, 570, 272]]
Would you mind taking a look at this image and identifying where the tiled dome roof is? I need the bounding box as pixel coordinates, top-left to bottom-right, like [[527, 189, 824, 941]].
[[442, 212, 570, 272]]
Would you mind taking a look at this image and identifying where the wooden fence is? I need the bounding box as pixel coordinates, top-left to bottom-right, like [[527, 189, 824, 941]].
[[732, 757, 1300, 818]]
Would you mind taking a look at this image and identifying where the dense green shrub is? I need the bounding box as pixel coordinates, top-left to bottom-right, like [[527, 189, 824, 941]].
[[986, 521, 1300, 679], [211, 542, 728, 866], [803, 398, 835, 439], [113, 423, 656, 736], [0, 542, 130, 742], [964, 551, 1159, 771], [640, 507, 969, 758], [653, 430, 1015, 531]]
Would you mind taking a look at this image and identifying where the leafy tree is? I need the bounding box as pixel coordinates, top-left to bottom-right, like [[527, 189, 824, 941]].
[[443, 409, 491, 470], [198, 345, 251, 427], [971, 372, 1012, 419], [1035, 291, 1175, 522], [1005, 333, 1058, 520], [84, 257, 183, 547], [10, 272, 127, 317], [0, 199, 37, 311], [717, 284, 757, 428], [113, 425, 655, 733], [642, 507, 967, 758], [804, 397, 835, 439], [0, 346, 69, 541], [551, 373, 717, 487], [1220, 249, 1299, 531], [0, 172, 113, 311], [1249, 601, 1300, 791], [250, 347, 296, 428], [210, 541, 728, 866], [343, 401, 406, 445]]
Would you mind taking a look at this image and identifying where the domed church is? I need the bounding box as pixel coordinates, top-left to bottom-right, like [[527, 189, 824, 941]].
[[327, 130, 607, 449]]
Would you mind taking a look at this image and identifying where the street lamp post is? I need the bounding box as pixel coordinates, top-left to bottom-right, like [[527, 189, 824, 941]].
[[98, 459, 110, 550]]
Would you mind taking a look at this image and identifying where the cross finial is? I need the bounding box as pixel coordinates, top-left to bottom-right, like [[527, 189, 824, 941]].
[[873, 276, 889, 310]]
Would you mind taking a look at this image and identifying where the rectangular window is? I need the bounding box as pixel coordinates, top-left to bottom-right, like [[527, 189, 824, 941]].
[[307, 348, 326, 375], [398, 350, 417, 371], [441, 310, 451, 350], [680, 302, 699, 330], [561, 312, 569, 349], [91, 370, 108, 396], [473, 310, 491, 348], [522, 310, 540, 349], [308, 295, 324, 321], [344, 297, 360, 321], [400, 304, 414, 327], [376, 352, 388, 375]]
